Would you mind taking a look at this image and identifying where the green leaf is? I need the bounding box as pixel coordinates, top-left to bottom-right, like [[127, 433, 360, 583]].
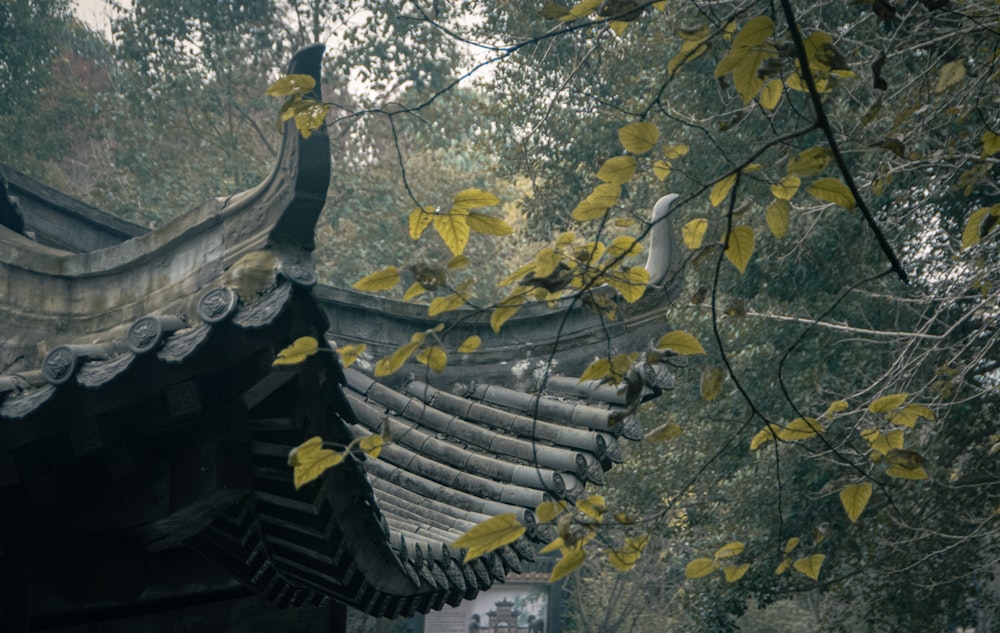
[[288, 436, 345, 489], [453, 514, 527, 562], [723, 563, 751, 582], [787, 147, 832, 176], [656, 330, 706, 355], [272, 336, 319, 367], [453, 188, 500, 209], [416, 346, 448, 372], [618, 122, 660, 154], [710, 173, 737, 207], [458, 336, 482, 353], [869, 392, 908, 414], [596, 155, 637, 184], [765, 200, 790, 239], [793, 554, 825, 581], [433, 209, 471, 256], [550, 546, 586, 582], [353, 266, 401, 292], [265, 74, 316, 97], [682, 218, 708, 249], [645, 422, 683, 442], [724, 226, 755, 274], [685, 557, 718, 579], [840, 482, 873, 523], [806, 178, 856, 209]]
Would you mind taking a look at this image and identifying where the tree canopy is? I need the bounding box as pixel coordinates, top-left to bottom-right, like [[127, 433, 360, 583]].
[[4, 0, 1000, 630]]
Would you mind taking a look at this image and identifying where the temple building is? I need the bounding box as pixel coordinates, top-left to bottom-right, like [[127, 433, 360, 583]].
[[0, 45, 683, 632]]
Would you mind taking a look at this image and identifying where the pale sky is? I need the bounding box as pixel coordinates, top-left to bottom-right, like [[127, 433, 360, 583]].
[[73, 0, 127, 36]]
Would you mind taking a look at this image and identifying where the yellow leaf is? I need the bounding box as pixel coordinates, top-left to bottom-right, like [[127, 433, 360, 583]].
[[731, 48, 775, 104], [403, 282, 426, 302], [607, 266, 649, 303], [618, 121, 660, 154], [580, 358, 612, 382], [784, 537, 800, 553], [433, 209, 471, 256], [653, 160, 672, 181], [750, 424, 780, 450], [701, 365, 725, 401], [336, 343, 366, 368], [982, 131, 1000, 159], [608, 534, 649, 571], [668, 40, 709, 75], [664, 143, 690, 160], [775, 557, 792, 575], [724, 226, 755, 274], [550, 546, 586, 582], [416, 346, 448, 372], [272, 336, 320, 366], [645, 422, 683, 442], [840, 482, 872, 523], [787, 147, 832, 176], [564, 0, 601, 19], [453, 514, 527, 562], [572, 183, 622, 221], [770, 175, 801, 200], [685, 557, 718, 579], [934, 60, 966, 94], [491, 291, 527, 333], [823, 399, 849, 419], [597, 155, 637, 184], [610, 20, 628, 36], [731, 15, 774, 49], [428, 293, 467, 317], [408, 206, 435, 240], [864, 428, 904, 456], [723, 563, 751, 582], [375, 339, 421, 377], [358, 434, 385, 459], [710, 173, 737, 207], [869, 392, 908, 414], [576, 495, 607, 522], [606, 235, 643, 260], [765, 200, 790, 239], [656, 330, 706, 355], [467, 212, 514, 235], [452, 188, 500, 209], [265, 73, 316, 97], [540, 537, 565, 555], [890, 403, 935, 428], [536, 500, 570, 524], [886, 464, 929, 480], [776, 417, 824, 441], [962, 206, 992, 249], [682, 218, 708, 249], [793, 554, 825, 581], [458, 336, 482, 353], [759, 79, 783, 110], [714, 541, 744, 561], [610, 353, 639, 380], [353, 266, 401, 292], [288, 436, 345, 489], [806, 177, 856, 209]]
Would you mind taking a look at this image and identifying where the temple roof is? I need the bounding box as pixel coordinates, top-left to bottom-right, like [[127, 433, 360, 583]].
[[0, 45, 682, 621]]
